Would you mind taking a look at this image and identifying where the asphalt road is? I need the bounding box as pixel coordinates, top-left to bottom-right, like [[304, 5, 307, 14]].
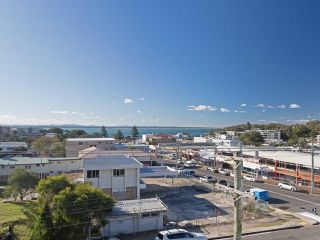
[[194, 167, 320, 213], [235, 225, 320, 240], [155, 159, 320, 213]]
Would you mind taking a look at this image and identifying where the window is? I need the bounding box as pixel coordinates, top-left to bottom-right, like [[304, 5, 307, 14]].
[[87, 170, 99, 178], [79, 142, 83, 145], [113, 169, 125, 177], [25, 165, 31, 169], [10, 165, 15, 169], [1, 166, 5, 169], [36, 164, 40, 167]]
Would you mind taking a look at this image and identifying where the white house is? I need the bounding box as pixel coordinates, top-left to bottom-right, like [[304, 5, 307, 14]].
[[83, 155, 143, 200]]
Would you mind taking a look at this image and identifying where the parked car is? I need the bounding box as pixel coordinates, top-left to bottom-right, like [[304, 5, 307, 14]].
[[243, 175, 257, 182], [207, 167, 215, 172], [278, 182, 297, 191], [183, 170, 195, 177], [199, 176, 217, 183], [155, 229, 207, 240], [218, 168, 230, 176], [217, 179, 228, 186]]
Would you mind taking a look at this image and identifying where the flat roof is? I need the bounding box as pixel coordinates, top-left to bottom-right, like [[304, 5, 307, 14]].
[[0, 156, 80, 165], [243, 151, 320, 168], [83, 155, 142, 170], [111, 198, 167, 216], [67, 138, 115, 142], [0, 157, 49, 165]]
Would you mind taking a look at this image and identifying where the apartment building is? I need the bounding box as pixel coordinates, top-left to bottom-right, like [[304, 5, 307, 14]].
[[83, 155, 143, 200], [0, 156, 82, 182], [245, 129, 281, 142], [66, 137, 115, 157]]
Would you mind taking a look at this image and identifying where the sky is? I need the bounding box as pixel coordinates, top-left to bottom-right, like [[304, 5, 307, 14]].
[[0, 0, 319, 127]]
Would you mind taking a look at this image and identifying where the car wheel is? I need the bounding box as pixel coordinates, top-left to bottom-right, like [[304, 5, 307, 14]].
[[291, 188, 294, 192], [279, 185, 282, 189]]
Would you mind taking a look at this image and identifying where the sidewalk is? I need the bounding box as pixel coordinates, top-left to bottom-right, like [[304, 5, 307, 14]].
[[119, 211, 309, 240]]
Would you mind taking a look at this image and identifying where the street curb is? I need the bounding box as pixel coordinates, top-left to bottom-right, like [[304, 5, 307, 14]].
[[208, 224, 304, 239]]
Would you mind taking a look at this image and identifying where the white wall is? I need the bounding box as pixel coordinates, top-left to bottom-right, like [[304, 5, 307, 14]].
[[101, 213, 164, 237]]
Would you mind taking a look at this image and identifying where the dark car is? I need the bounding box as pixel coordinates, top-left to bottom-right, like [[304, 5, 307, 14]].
[[217, 179, 228, 186]]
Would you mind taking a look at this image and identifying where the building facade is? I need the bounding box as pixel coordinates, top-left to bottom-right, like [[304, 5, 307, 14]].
[[83, 155, 143, 200], [66, 138, 115, 157]]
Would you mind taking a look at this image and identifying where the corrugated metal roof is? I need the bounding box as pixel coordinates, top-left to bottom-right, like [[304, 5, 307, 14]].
[[111, 198, 167, 216], [0, 157, 49, 165]]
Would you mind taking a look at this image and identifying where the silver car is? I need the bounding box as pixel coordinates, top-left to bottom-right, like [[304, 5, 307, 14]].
[[278, 182, 297, 191], [155, 229, 207, 240]]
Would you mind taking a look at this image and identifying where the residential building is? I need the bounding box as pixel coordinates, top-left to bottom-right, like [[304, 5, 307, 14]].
[[0, 142, 28, 153], [66, 137, 115, 157], [146, 134, 176, 145], [246, 129, 281, 142], [83, 155, 143, 200], [141, 134, 154, 144], [0, 156, 82, 182]]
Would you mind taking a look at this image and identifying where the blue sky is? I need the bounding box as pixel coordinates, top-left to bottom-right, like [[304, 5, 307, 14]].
[[0, 0, 319, 127]]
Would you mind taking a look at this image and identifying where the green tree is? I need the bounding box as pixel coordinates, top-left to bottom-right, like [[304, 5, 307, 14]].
[[131, 126, 139, 142], [246, 122, 252, 130], [53, 183, 114, 239], [47, 127, 64, 135], [113, 129, 124, 142], [4, 169, 39, 200], [30, 177, 114, 240], [101, 126, 108, 137], [49, 140, 66, 157], [32, 136, 57, 155], [240, 131, 264, 146], [208, 129, 216, 137]]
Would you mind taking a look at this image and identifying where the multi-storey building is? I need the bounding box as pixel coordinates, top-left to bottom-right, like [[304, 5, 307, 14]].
[[66, 137, 115, 157]]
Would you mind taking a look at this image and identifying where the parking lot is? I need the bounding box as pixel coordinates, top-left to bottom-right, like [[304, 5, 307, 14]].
[[141, 177, 235, 225]]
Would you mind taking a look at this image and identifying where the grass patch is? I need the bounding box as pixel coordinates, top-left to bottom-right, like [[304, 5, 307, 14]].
[[0, 199, 29, 224], [0, 198, 31, 240]]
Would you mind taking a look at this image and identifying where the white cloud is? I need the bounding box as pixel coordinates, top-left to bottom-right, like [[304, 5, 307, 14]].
[[139, 97, 145, 101], [220, 108, 230, 113], [112, 101, 116, 104], [267, 105, 275, 109], [289, 104, 301, 109], [240, 104, 247, 107], [277, 105, 286, 109], [137, 110, 142, 114], [149, 118, 160, 122], [187, 105, 217, 112], [286, 119, 309, 123], [234, 110, 247, 113], [262, 109, 266, 112], [278, 116, 287, 119], [258, 120, 267, 122], [51, 110, 68, 114], [256, 104, 265, 108], [124, 98, 134, 104]]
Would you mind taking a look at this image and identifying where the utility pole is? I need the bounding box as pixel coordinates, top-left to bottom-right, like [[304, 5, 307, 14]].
[[311, 138, 314, 194], [233, 159, 243, 240]]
